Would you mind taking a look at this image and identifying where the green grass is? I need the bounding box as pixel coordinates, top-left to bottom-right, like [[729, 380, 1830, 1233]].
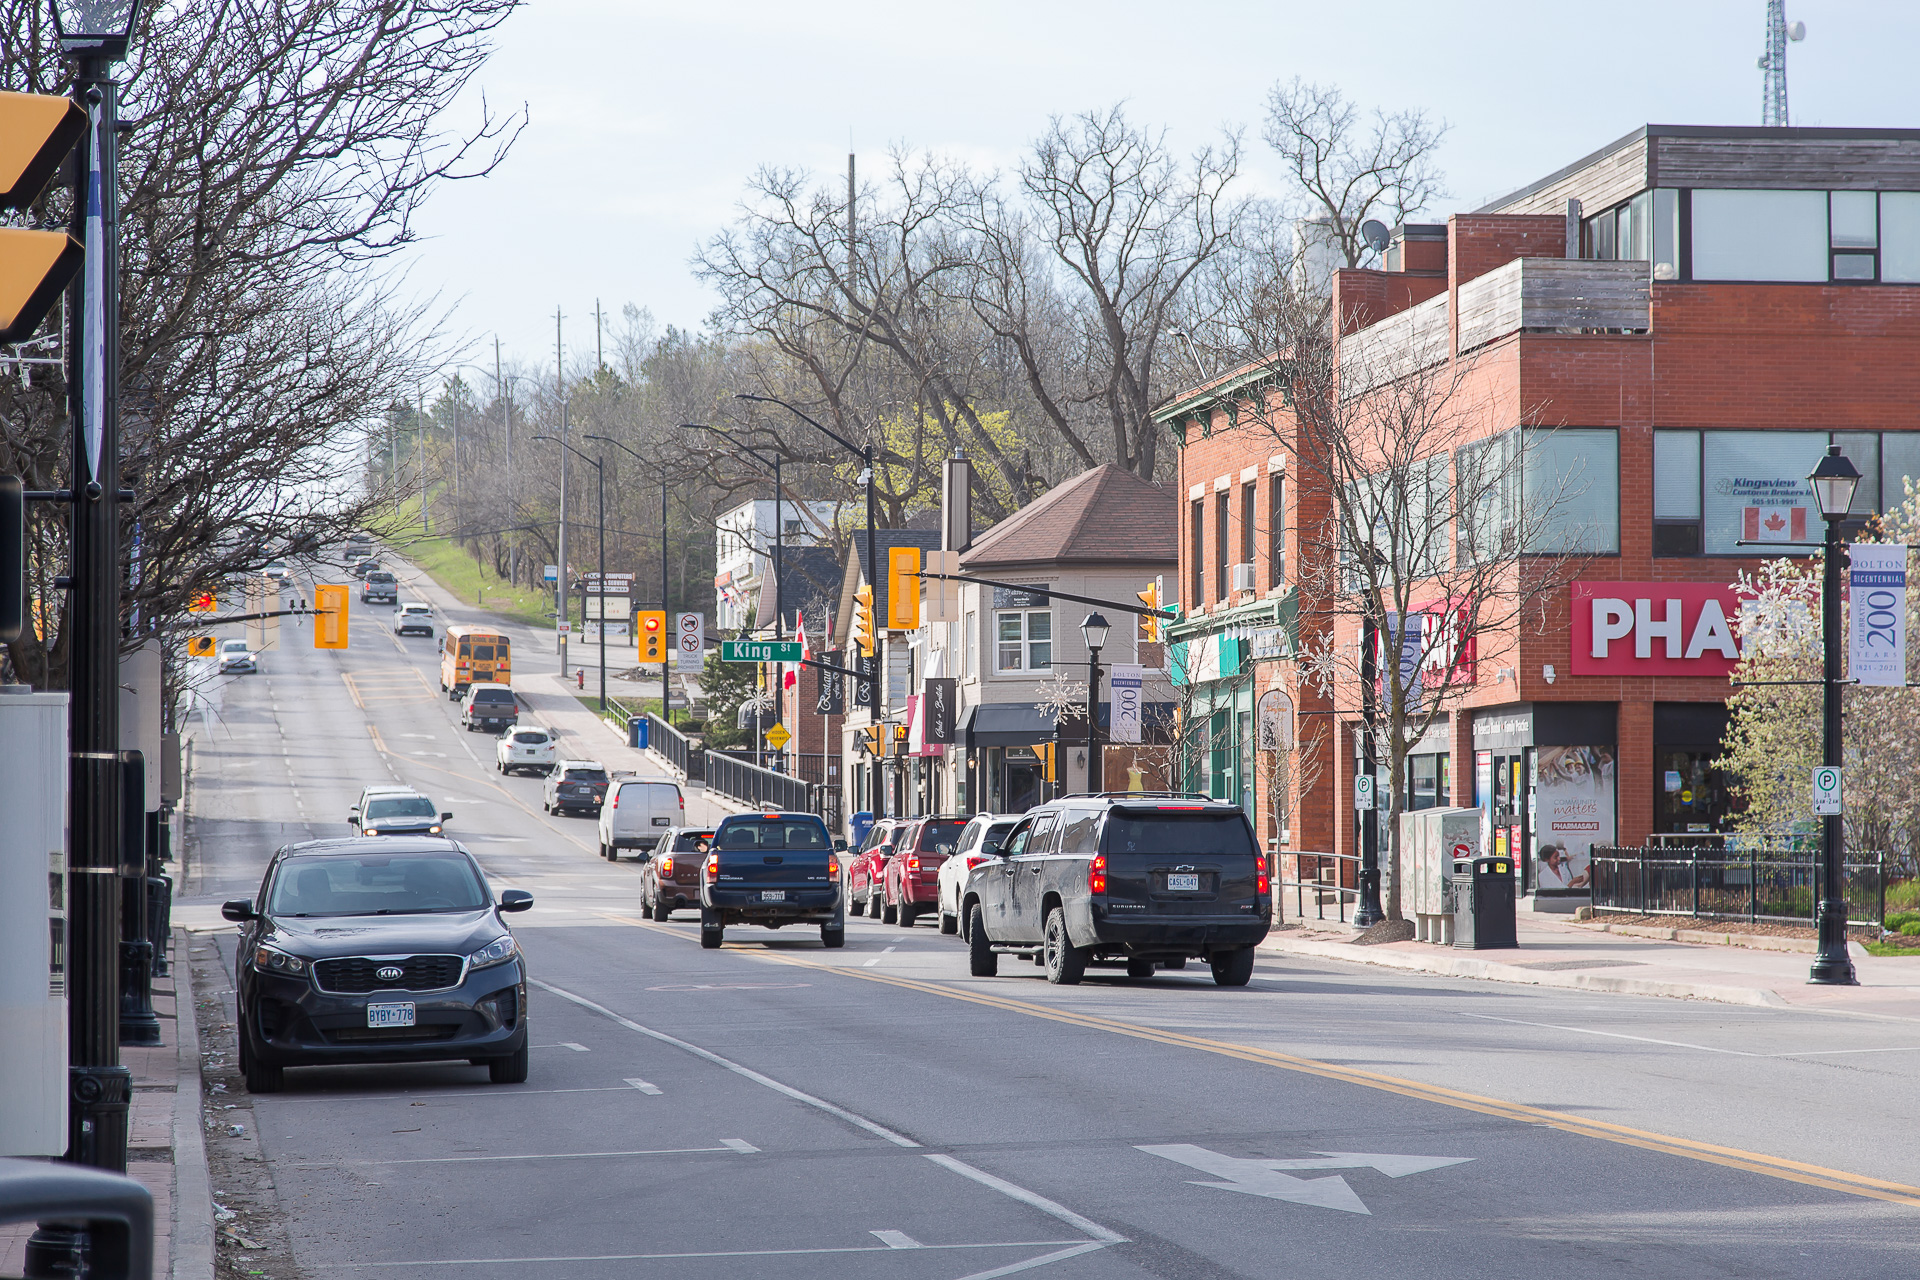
[[1863, 941, 1920, 958], [377, 496, 556, 632]]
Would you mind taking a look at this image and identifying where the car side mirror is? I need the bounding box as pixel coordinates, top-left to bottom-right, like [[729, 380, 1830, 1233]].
[[347, 814, 359, 825], [441, 812, 453, 822], [221, 899, 255, 922], [498, 889, 534, 912], [833, 838, 848, 852]]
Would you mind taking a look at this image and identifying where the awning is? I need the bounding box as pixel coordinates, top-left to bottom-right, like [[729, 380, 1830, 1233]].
[[961, 702, 1054, 748]]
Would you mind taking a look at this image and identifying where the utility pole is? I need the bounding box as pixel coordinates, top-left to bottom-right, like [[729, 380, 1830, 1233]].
[[661, 474, 671, 725], [556, 307, 568, 672], [451, 386, 460, 537], [417, 388, 428, 535], [594, 299, 603, 374]]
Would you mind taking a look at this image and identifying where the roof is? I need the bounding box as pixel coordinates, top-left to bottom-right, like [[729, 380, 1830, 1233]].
[[285, 837, 460, 856], [960, 465, 1176, 570]]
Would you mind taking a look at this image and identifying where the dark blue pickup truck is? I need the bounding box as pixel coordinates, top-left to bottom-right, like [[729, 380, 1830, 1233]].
[[699, 812, 845, 949]]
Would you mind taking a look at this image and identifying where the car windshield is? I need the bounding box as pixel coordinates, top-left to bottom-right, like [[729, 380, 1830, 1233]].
[[366, 796, 437, 820], [220, 641, 247, 653], [512, 732, 547, 745], [716, 818, 829, 851], [917, 819, 969, 854], [1104, 811, 1255, 858], [563, 768, 608, 782], [673, 831, 716, 852], [267, 853, 487, 916]]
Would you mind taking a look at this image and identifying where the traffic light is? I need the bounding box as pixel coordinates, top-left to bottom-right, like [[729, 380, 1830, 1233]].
[[1036, 741, 1057, 782], [186, 636, 215, 657], [638, 610, 666, 661], [0, 92, 86, 345], [892, 724, 909, 755], [313, 584, 348, 649], [1137, 580, 1160, 645], [886, 547, 921, 630], [860, 725, 883, 757], [852, 584, 874, 656], [187, 591, 217, 613]]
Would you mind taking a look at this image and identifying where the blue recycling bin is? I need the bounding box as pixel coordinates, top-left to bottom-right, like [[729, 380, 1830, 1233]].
[[849, 811, 875, 847], [628, 717, 649, 750]]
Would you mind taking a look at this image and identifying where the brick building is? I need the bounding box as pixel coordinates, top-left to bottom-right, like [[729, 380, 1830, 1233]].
[[1158, 124, 1920, 902]]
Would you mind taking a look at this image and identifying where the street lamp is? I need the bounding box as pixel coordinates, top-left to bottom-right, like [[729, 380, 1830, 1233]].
[[586, 434, 676, 725], [1808, 444, 1860, 986], [51, 0, 140, 56], [535, 436, 606, 712], [1081, 613, 1110, 794]]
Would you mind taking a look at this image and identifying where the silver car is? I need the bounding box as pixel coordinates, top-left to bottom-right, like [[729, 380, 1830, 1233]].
[[218, 639, 257, 674]]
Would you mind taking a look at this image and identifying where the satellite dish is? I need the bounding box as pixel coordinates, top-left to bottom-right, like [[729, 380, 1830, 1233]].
[[1360, 220, 1391, 253], [1788, 20, 1805, 40]]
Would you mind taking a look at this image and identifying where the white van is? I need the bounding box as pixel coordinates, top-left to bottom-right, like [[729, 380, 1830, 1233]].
[[597, 777, 685, 861]]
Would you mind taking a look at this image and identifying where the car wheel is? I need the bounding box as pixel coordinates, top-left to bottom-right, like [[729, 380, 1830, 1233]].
[[1127, 957, 1156, 980], [897, 900, 917, 928], [240, 1021, 283, 1094], [821, 924, 845, 948], [652, 895, 673, 923], [1210, 947, 1256, 987], [939, 910, 958, 936], [967, 905, 998, 977], [700, 909, 723, 948], [866, 889, 882, 920], [488, 1044, 530, 1084], [1043, 908, 1087, 986], [880, 894, 897, 925]]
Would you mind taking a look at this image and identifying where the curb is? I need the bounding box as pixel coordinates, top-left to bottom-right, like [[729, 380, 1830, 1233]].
[[169, 928, 215, 1280], [1259, 932, 1789, 1007]]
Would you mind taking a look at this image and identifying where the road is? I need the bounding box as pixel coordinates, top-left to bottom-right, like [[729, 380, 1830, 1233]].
[[174, 557, 1920, 1278]]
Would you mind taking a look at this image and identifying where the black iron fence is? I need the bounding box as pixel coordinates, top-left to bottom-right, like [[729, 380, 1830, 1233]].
[[704, 749, 812, 814], [1589, 846, 1888, 927], [1278, 851, 1361, 924], [644, 713, 703, 782]]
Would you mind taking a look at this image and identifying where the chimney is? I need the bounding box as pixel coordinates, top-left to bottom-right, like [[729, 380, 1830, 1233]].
[[1566, 198, 1582, 258], [942, 453, 972, 552]]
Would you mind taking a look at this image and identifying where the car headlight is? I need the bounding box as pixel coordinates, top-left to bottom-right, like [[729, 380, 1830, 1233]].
[[253, 944, 309, 976], [428, 825, 442, 834], [468, 934, 518, 969], [362, 827, 379, 836]]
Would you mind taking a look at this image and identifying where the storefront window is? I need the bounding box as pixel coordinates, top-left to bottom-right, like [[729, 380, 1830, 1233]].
[[1406, 752, 1451, 811]]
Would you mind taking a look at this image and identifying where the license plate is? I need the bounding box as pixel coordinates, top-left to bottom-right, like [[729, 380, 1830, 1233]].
[[760, 890, 786, 902], [1166, 873, 1201, 892], [367, 1002, 415, 1028], [652, 817, 671, 826]]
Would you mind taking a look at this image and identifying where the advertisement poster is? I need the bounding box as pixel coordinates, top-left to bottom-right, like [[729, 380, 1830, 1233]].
[[1534, 746, 1616, 891], [1849, 545, 1909, 687], [1110, 664, 1144, 744]]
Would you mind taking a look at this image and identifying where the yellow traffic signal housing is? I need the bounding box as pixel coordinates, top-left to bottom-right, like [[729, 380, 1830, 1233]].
[[886, 547, 920, 630], [1137, 581, 1159, 644], [0, 227, 82, 345], [852, 584, 874, 656], [638, 610, 667, 661], [0, 93, 86, 345], [313, 584, 348, 649], [186, 636, 215, 657], [188, 592, 217, 613], [860, 725, 883, 757], [1036, 741, 1057, 782]]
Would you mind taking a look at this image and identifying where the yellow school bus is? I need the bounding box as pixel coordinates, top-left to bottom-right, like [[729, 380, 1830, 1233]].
[[441, 625, 512, 699]]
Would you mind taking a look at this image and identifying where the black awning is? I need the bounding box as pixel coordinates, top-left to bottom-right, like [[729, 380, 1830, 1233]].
[[964, 702, 1055, 748]]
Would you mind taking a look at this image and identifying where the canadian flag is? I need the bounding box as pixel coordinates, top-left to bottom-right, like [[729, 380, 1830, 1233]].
[[785, 613, 807, 690], [1743, 506, 1807, 543]]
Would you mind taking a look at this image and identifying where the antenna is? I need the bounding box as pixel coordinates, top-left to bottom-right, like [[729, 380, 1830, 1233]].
[[1360, 220, 1392, 254], [1759, 0, 1805, 127]]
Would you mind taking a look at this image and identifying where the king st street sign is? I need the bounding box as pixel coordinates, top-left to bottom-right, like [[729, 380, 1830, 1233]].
[[720, 640, 803, 663]]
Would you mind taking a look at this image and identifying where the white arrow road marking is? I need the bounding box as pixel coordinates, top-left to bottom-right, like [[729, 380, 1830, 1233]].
[[720, 1138, 759, 1153], [624, 1078, 662, 1095], [871, 1230, 922, 1249], [1137, 1145, 1472, 1215]]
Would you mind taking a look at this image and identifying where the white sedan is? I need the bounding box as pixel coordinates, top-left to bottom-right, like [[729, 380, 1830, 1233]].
[[217, 639, 257, 674], [496, 726, 558, 776], [936, 813, 1019, 935]]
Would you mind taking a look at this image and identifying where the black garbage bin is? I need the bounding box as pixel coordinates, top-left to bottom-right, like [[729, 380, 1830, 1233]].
[[1453, 855, 1518, 950]]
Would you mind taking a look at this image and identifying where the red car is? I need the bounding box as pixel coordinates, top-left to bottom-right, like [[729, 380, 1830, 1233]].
[[883, 816, 972, 927], [847, 819, 905, 919]]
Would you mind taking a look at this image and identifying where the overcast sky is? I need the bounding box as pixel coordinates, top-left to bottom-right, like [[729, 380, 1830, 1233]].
[[403, 0, 1920, 381]]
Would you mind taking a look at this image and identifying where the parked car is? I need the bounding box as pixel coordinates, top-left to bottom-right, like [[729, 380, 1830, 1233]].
[[393, 602, 434, 637], [640, 828, 715, 920], [495, 726, 557, 775], [222, 838, 533, 1091], [461, 683, 519, 733], [542, 760, 608, 816], [360, 569, 397, 605], [960, 795, 1270, 987], [699, 812, 843, 948], [938, 814, 1020, 936], [348, 787, 451, 838], [217, 639, 256, 674], [598, 776, 685, 860], [882, 815, 972, 928], [845, 818, 905, 919]]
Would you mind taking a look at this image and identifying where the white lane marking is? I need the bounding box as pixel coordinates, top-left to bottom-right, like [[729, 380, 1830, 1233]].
[[269, 1087, 636, 1103], [861, 957, 883, 967], [529, 1042, 590, 1052], [1768, 1044, 1920, 1058], [624, 1078, 662, 1095], [948, 1242, 1113, 1280], [1459, 1011, 1760, 1057], [871, 1230, 922, 1249], [309, 1239, 1091, 1268], [336, 1145, 734, 1165], [923, 1154, 1127, 1243], [719, 1138, 759, 1154], [531, 977, 922, 1148]]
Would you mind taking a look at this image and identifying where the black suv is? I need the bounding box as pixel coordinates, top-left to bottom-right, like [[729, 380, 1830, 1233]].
[[961, 794, 1269, 987]]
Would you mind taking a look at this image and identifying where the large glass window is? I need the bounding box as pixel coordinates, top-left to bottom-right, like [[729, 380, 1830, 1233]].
[[1702, 430, 1829, 554], [1691, 189, 1829, 282], [1830, 190, 1879, 281], [1885, 433, 1920, 509], [1524, 429, 1619, 554], [1882, 193, 1920, 283], [1654, 430, 1703, 557], [1456, 431, 1519, 565], [995, 610, 1051, 672]]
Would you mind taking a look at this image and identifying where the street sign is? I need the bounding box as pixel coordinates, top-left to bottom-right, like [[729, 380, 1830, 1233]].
[[763, 724, 792, 750], [1354, 774, 1376, 811], [721, 639, 802, 663], [1812, 765, 1843, 815], [555, 619, 573, 637], [675, 612, 704, 672], [543, 564, 558, 584]]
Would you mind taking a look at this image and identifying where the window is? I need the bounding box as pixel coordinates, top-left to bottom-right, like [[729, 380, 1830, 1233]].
[[1524, 429, 1619, 554], [1215, 490, 1230, 601], [1189, 500, 1205, 608], [1654, 430, 1703, 556], [1059, 810, 1102, 854], [1691, 189, 1829, 282], [1882, 193, 1920, 283], [1456, 431, 1519, 565], [995, 609, 1051, 672], [1240, 482, 1256, 568], [1830, 191, 1878, 281], [1885, 433, 1920, 508], [963, 611, 975, 678], [1702, 430, 1828, 554], [1268, 473, 1286, 588]]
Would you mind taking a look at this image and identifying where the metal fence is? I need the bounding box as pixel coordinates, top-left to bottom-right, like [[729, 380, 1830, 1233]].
[[1278, 851, 1361, 925], [704, 749, 812, 814], [1589, 846, 1888, 926], [644, 713, 703, 782]]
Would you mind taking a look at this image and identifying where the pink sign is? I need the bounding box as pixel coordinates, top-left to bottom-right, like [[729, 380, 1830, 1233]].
[[1570, 581, 1745, 677]]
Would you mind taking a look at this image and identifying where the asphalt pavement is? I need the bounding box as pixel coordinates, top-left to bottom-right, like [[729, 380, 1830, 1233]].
[[171, 557, 1920, 1279]]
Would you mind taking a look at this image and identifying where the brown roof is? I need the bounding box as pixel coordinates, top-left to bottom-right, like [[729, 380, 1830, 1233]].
[[960, 465, 1177, 569]]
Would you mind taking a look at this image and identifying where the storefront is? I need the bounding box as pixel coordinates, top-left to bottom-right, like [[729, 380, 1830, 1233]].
[[959, 704, 1052, 815], [1471, 703, 1617, 898], [1653, 702, 1735, 837]]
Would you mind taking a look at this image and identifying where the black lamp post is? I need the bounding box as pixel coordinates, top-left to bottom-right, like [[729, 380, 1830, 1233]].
[[535, 436, 605, 711], [1081, 613, 1110, 794], [1808, 444, 1861, 986]]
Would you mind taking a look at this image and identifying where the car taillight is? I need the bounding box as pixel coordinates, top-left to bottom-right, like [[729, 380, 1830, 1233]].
[[1089, 855, 1106, 895], [828, 856, 839, 878], [659, 855, 673, 876], [1257, 855, 1270, 895], [907, 856, 920, 872], [966, 854, 989, 870], [704, 853, 718, 881], [610, 791, 619, 808]]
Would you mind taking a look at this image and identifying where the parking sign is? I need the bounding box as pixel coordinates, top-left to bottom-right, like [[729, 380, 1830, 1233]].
[[1355, 774, 1376, 811], [1811, 765, 1843, 816]]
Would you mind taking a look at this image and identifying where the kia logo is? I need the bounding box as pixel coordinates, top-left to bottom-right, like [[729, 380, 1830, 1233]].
[[376, 965, 404, 983]]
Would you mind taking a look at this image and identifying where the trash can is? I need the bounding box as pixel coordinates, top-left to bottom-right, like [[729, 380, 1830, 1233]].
[[628, 717, 649, 750], [849, 811, 875, 848], [1452, 855, 1518, 950]]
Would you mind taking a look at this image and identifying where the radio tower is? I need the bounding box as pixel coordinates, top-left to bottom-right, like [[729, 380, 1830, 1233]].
[[1760, 0, 1806, 127]]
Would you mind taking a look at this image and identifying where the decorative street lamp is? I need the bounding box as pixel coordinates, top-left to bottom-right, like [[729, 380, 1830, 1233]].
[[1808, 444, 1861, 986], [1081, 613, 1110, 794], [50, 0, 140, 57]]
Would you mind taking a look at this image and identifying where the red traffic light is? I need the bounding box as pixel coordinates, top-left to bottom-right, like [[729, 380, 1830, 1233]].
[[188, 592, 217, 613], [645, 616, 661, 631]]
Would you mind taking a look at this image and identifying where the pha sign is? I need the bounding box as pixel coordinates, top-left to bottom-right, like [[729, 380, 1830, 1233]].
[[1571, 582, 1744, 677]]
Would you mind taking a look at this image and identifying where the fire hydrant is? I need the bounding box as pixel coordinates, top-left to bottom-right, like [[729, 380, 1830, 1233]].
[[576, 668, 585, 689]]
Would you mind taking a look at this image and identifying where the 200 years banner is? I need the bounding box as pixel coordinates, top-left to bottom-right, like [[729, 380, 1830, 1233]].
[[1849, 545, 1908, 687]]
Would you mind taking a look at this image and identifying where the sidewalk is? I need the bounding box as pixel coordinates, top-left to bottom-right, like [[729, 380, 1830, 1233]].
[[1261, 912, 1920, 1015], [0, 929, 215, 1280]]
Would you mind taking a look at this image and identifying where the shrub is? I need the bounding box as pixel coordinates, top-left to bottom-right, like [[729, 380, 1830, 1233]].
[[1887, 911, 1920, 931], [1903, 921, 1920, 937]]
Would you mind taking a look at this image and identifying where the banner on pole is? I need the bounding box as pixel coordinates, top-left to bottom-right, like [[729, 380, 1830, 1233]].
[[1109, 664, 1143, 743], [1849, 544, 1908, 687], [816, 648, 846, 716]]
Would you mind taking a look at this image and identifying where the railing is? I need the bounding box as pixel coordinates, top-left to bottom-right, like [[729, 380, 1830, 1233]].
[[705, 749, 812, 814], [1278, 851, 1361, 925], [1589, 845, 1887, 927], [1456, 257, 1650, 353], [644, 713, 703, 782]]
